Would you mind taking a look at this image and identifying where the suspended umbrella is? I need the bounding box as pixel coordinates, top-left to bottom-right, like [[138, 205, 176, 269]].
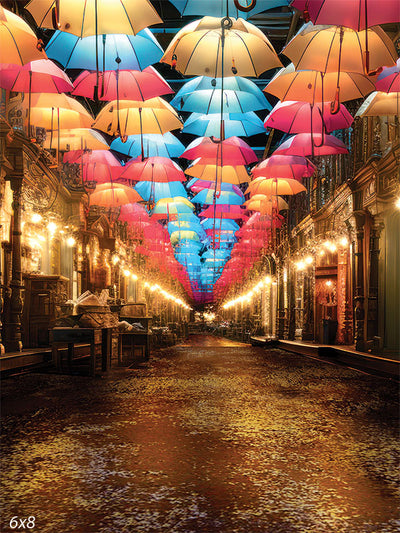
[[26, 93, 93, 130], [183, 112, 266, 137], [187, 178, 243, 195], [245, 177, 307, 195], [191, 189, 244, 205], [93, 97, 182, 137], [376, 59, 400, 93], [152, 197, 195, 219], [25, 0, 162, 37], [134, 181, 187, 203], [186, 161, 249, 184], [169, 0, 289, 18], [161, 16, 282, 77], [119, 202, 149, 223], [120, 156, 186, 182], [355, 91, 400, 117], [0, 8, 47, 65], [203, 249, 231, 261], [291, 0, 400, 31], [45, 30, 164, 71], [170, 231, 201, 246], [72, 67, 173, 101], [64, 150, 123, 183], [199, 204, 248, 219], [111, 132, 185, 159], [252, 154, 316, 179], [0, 60, 73, 93], [90, 183, 143, 207], [168, 220, 206, 236], [181, 136, 257, 165], [201, 218, 240, 231], [264, 100, 354, 134], [44, 128, 109, 151], [244, 194, 288, 213], [274, 133, 349, 157]]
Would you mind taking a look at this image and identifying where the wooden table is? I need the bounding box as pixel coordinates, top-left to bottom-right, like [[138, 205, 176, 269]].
[[50, 327, 113, 377], [118, 331, 151, 364]]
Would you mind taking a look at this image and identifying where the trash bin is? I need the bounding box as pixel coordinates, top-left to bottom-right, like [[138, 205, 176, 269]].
[[322, 319, 338, 344]]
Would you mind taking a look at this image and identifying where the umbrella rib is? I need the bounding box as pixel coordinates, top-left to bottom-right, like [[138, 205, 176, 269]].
[[236, 32, 258, 76], [80, 0, 88, 39], [354, 30, 365, 72], [184, 30, 213, 75], [118, 0, 136, 35], [38, 1, 56, 27], [5, 26, 24, 65]]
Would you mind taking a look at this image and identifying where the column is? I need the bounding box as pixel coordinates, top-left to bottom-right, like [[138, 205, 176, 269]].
[[367, 218, 384, 342], [353, 213, 365, 351]]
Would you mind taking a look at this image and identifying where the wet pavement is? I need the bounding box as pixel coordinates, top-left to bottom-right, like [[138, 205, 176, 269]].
[[1, 335, 399, 533]]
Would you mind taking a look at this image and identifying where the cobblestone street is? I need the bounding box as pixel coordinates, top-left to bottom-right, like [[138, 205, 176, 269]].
[[1, 336, 399, 533]]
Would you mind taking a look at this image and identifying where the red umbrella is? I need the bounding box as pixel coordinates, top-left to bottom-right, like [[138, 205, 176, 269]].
[[119, 203, 149, 223], [274, 133, 349, 157], [0, 59, 73, 93], [376, 58, 400, 93], [120, 156, 186, 182], [64, 150, 123, 183], [72, 66, 173, 101], [264, 101, 354, 134], [180, 136, 258, 165], [199, 205, 248, 220], [252, 154, 316, 180]]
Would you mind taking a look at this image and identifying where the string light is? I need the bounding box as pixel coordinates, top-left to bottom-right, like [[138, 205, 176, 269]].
[[222, 276, 275, 309]]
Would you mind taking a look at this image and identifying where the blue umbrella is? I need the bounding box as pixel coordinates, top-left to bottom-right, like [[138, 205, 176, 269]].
[[171, 76, 270, 113], [134, 181, 187, 203], [202, 249, 231, 262], [168, 220, 206, 237], [173, 213, 202, 224], [111, 132, 185, 159], [174, 240, 203, 252], [191, 189, 244, 205], [201, 218, 240, 231], [183, 112, 266, 138], [46, 30, 163, 71], [169, 0, 289, 18], [186, 178, 243, 194]]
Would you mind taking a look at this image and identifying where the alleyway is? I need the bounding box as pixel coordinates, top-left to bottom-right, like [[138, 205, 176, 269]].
[[1, 336, 399, 533]]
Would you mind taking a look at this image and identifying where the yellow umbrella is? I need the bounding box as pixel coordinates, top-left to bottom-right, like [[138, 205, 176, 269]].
[[26, 93, 93, 130], [264, 63, 375, 104], [43, 128, 109, 151], [161, 16, 282, 77], [93, 97, 182, 137], [244, 194, 289, 213], [283, 24, 397, 75], [25, 0, 162, 36], [170, 231, 200, 245], [245, 177, 307, 195], [0, 8, 47, 65], [185, 163, 250, 184], [356, 91, 400, 117], [90, 183, 143, 207]]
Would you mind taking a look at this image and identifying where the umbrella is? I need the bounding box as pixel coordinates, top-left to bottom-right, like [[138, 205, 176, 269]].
[[187, 178, 243, 194], [168, 220, 205, 234], [0, 8, 47, 65], [64, 150, 123, 182], [161, 16, 282, 77], [119, 202, 149, 223], [245, 177, 307, 195], [181, 136, 257, 165], [25, 0, 162, 37], [264, 63, 376, 104], [376, 59, 400, 93], [171, 76, 270, 113], [93, 97, 182, 137], [244, 194, 288, 212], [121, 156, 186, 182], [152, 197, 195, 218], [90, 183, 143, 206], [170, 231, 201, 246], [26, 93, 93, 130], [199, 204, 248, 219], [185, 162, 250, 184], [72, 67, 173, 101], [0, 60, 73, 93], [183, 112, 266, 137], [291, 0, 400, 31], [134, 181, 187, 203], [355, 91, 400, 117], [265, 100, 354, 134], [274, 133, 349, 156], [169, 0, 289, 18], [44, 128, 109, 151], [45, 30, 164, 71], [191, 189, 244, 205], [252, 154, 316, 179], [111, 132, 185, 159], [201, 218, 240, 231]]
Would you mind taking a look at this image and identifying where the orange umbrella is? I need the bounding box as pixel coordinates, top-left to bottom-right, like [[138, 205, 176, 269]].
[[245, 177, 307, 195], [356, 91, 400, 117], [26, 93, 93, 130], [244, 194, 289, 213], [185, 161, 250, 184], [90, 183, 143, 207], [43, 128, 109, 151]]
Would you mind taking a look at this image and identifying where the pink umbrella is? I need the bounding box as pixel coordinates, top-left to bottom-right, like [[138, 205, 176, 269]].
[[64, 150, 123, 182], [252, 154, 316, 180], [199, 205, 248, 220], [120, 156, 186, 182], [189, 180, 243, 196], [0, 59, 73, 93], [274, 133, 349, 157], [376, 58, 400, 93], [72, 66, 173, 101], [264, 101, 354, 134], [180, 136, 258, 165], [119, 203, 149, 223]]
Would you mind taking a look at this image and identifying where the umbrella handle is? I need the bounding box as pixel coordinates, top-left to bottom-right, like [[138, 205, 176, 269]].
[[330, 86, 340, 115], [51, 0, 60, 29], [233, 0, 256, 12]]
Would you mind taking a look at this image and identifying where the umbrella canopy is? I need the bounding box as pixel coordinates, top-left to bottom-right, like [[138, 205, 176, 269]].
[[274, 133, 349, 157], [65, 150, 123, 182], [291, 0, 400, 31], [376, 59, 400, 93], [244, 194, 288, 213], [183, 112, 266, 137], [168, 220, 205, 234], [245, 177, 307, 195], [27, 92, 93, 130], [120, 156, 186, 182], [186, 161, 250, 184], [111, 132, 185, 159], [201, 218, 240, 231], [93, 98, 182, 137], [355, 91, 400, 117], [25, 0, 162, 37], [187, 178, 242, 195], [191, 189, 244, 205], [181, 136, 257, 165], [161, 16, 282, 77], [90, 183, 143, 206], [119, 202, 149, 222], [170, 0, 289, 18], [45, 30, 164, 71], [0, 8, 47, 65], [152, 197, 195, 218], [134, 181, 187, 203], [199, 204, 248, 219], [264, 63, 376, 104], [265, 100, 354, 134], [170, 231, 200, 246], [252, 154, 316, 179], [72, 67, 173, 101], [44, 128, 109, 151], [283, 24, 397, 75], [0, 59, 73, 93]]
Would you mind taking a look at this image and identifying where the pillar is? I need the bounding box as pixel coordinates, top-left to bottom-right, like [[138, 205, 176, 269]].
[[353, 213, 365, 351]]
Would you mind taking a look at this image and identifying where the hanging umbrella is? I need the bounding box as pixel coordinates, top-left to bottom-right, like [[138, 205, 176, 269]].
[[355, 91, 400, 117], [183, 112, 266, 137], [119, 202, 149, 223], [90, 183, 143, 206], [169, 0, 289, 18], [44, 128, 109, 151], [26, 93, 93, 130], [46, 30, 164, 71], [64, 150, 123, 182], [199, 204, 248, 219], [120, 156, 186, 182], [201, 218, 240, 231], [376, 59, 400, 93], [161, 16, 282, 77], [274, 133, 349, 157], [93, 97, 182, 137], [72, 67, 173, 101], [152, 197, 195, 219], [111, 132, 185, 159], [264, 63, 376, 104], [291, 0, 400, 31], [191, 189, 244, 205], [252, 154, 315, 179], [170, 231, 201, 246], [0, 60, 73, 93], [185, 161, 249, 184], [181, 136, 257, 165], [245, 177, 307, 195], [244, 194, 288, 212], [25, 0, 162, 36], [265, 100, 354, 134], [168, 220, 205, 235], [134, 181, 187, 203], [187, 178, 243, 195], [0, 8, 47, 65]]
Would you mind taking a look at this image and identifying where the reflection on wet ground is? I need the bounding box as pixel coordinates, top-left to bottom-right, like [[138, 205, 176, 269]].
[[1, 335, 399, 533]]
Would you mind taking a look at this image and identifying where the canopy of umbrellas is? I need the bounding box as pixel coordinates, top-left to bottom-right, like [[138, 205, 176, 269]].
[[1, 0, 399, 304]]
